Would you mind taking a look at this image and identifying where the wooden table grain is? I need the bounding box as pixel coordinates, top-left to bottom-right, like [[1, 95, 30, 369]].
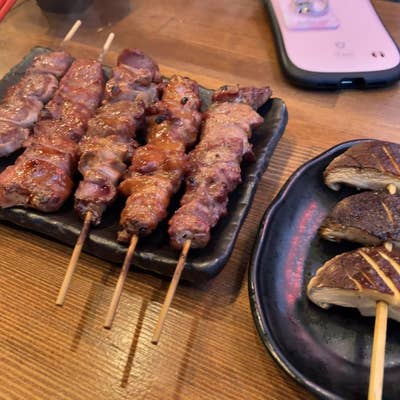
[[0, 1, 399, 399]]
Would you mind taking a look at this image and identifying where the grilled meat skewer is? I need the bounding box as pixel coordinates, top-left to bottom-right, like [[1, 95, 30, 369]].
[[0, 51, 73, 157], [103, 49, 161, 105], [151, 85, 271, 343], [324, 141, 400, 192], [74, 49, 161, 226], [320, 191, 400, 246], [117, 75, 202, 242], [104, 74, 202, 329], [168, 85, 272, 249], [0, 58, 105, 212]]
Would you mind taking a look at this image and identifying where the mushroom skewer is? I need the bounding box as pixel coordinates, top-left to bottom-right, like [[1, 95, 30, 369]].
[[369, 183, 396, 400], [322, 140, 400, 400], [308, 182, 399, 400], [152, 85, 272, 344]]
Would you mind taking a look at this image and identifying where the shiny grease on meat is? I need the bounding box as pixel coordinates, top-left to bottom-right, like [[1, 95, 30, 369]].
[[0, 58, 104, 212], [74, 49, 161, 225], [0, 50, 73, 156], [168, 85, 271, 249], [117, 75, 202, 242]]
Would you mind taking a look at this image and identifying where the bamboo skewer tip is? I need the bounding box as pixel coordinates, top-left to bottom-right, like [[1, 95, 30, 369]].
[[151, 239, 192, 345], [368, 301, 388, 400], [104, 234, 138, 329], [56, 211, 92, 306], [55, 33, 116, 308], [60, 20, 82, 47], [98, 32, 115, 63]]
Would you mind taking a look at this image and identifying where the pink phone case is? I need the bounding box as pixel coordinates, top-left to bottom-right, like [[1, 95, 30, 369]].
[[265, 0, 400, 88]]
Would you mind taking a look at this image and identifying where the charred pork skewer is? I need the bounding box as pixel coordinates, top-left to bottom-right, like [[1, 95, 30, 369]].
[[168, 85, 271, 250], [56, 49, 161, 306], [0, 53, 73, 156], [117, 75, 202, 242], [151, 84, 271, 344], [0, 21, 81, 157], [104, 75, 202, 329], [75, 49, 161, 226], [0, 35, 110, 212]]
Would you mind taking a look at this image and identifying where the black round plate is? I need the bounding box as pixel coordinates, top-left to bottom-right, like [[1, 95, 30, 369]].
[[249, 140, 400, 400]]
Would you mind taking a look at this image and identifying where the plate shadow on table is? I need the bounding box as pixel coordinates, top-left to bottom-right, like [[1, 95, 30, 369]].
[[70, 263, 119, 352], [120, 281, 168, 388]]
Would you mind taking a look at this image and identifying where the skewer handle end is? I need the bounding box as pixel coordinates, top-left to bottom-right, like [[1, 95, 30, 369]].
[[151, 239, 192, 345], [98, 32, 115, 63], [103, 235, 138, 329], [55, 212, 92, 306], [61, 20, 82, 46], [368, 301, 388, 400]]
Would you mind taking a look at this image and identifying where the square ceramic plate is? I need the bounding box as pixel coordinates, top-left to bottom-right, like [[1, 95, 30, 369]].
[[0, 47, 288, 281]]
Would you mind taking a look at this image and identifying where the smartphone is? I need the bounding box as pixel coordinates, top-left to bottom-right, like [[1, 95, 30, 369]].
[[264, 0, 400, 89]]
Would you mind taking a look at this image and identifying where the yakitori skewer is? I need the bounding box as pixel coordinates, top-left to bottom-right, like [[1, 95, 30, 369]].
[[104, 75, 203, 329], [56, 49, 161, 306], [368, 182, 396, 400], [151, 85, 272, 344], [0, 21, 82, 158], [0, 34, 108, 213], [54, 33, 116, 306]]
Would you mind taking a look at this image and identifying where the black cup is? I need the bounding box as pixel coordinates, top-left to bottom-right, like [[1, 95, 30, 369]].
[[36, 0, 93, 13]]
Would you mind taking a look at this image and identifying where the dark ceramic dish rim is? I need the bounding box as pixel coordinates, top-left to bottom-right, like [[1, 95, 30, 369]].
[[248, 139, 372, 400]]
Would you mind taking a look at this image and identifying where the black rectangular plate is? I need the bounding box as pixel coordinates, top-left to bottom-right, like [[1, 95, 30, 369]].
[[0, 47, 288, 282], [249, 140, 400, 399]]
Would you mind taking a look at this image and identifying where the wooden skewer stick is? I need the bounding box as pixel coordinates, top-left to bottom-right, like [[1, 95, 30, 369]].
[[98, 32, 115, 63], [368, 184, 397, 400], [56, 212, 92, 306], [56, 32, 115, 306], [60, 20, 82, 47], [104, 235, 139, 329], [368, 300, 388, 400], [151, 239, 192, 345]]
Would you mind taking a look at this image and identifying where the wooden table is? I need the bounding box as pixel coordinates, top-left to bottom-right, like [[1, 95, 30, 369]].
[[0, 1, 399, 399]]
